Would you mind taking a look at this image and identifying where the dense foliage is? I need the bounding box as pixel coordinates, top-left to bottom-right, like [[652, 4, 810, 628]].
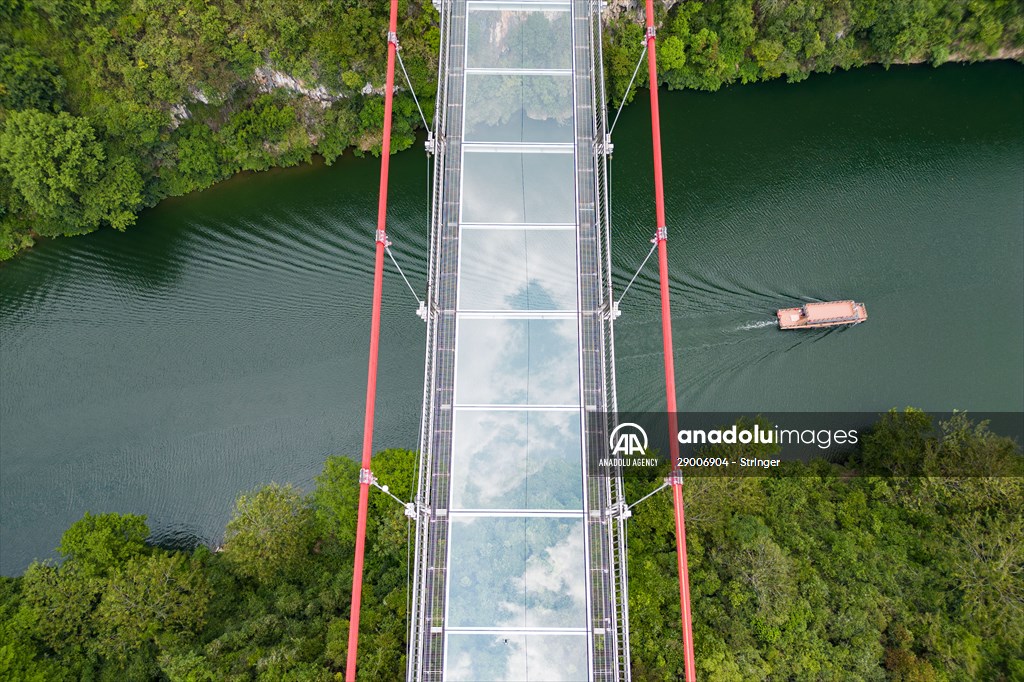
[[0, 0, 439, 259], [604, 0, 1024, 101], [628, 411, 1024, 680], [1, 0, 1022, 259], [0, 412, 1020, 680], [0, 449, 415, 681]]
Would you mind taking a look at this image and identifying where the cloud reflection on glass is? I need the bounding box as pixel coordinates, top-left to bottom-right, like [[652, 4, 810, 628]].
[[462, 151, 576, 224], [445, 633, 589, 681], [459, 229, 577, 311], [450, 409, 583, 509], [455, 318, 580, 405], [446, 516, 587, 629]]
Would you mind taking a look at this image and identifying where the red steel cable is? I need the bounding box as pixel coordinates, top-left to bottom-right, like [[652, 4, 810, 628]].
[[345, 0, 400, 679], [642, 0, 697, 678]]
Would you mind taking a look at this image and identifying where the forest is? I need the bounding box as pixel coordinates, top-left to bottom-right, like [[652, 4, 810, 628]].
[[1, 0, 1022, 259], [0, 411, 1021, 680]]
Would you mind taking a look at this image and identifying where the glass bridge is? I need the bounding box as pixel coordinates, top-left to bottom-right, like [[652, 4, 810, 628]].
[[407, 0, 630, 679]]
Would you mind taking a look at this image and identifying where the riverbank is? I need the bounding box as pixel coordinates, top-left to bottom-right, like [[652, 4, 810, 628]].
[[2, 0, 1023, 260]]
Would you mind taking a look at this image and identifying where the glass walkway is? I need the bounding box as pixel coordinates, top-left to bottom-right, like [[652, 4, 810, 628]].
[[408, 0, 630, 679]]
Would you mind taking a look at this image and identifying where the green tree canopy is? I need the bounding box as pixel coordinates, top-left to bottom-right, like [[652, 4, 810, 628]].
[[0, 109, 143, 236], [0, 109, 105, 235], [95, 553, 212, 661], [0, 45, 65, 112], [223, 483, 317, 584], [58, 511, 150, 575]]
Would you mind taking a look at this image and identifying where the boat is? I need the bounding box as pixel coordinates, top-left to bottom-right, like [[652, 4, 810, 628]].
[[777, 300, 867, 329]]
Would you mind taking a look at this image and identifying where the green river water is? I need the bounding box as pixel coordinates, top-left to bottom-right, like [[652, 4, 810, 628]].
[[1, 62, 1021, 574]]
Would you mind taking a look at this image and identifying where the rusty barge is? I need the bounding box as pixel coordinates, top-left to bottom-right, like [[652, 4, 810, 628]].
[[777, 300, 868, 330]]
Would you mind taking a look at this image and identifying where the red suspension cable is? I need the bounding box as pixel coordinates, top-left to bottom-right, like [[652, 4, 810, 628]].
[[345, 0, 400, 679], [642, 0, 697, 678]]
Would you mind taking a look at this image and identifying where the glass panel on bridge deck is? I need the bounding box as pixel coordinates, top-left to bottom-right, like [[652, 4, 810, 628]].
[[459, 228, 577, 311], [465, 74, 574, 143], [445, 633, 588, 681], [450, 409, 583, 510], [462, 151, 576, 224], [447, 516, 587, 628], [466, 6, 572, 71], [455, 318, 580, 405]]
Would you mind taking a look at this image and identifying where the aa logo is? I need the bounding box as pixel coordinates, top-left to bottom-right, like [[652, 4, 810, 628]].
[[609, 422, 648, 457]]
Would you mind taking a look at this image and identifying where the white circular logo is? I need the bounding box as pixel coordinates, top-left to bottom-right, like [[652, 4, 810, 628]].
[[609, 422, 649, 456]]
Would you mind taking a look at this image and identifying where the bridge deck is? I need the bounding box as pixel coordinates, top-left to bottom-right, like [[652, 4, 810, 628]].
[[408, 1, 629, 679]]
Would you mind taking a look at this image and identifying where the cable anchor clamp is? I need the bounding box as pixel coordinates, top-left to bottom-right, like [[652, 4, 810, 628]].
[[387, 31, 400, 48], [667, 470, 684, 487], [611, 300, 622, 319], [359, 468, 377, 486], [654, 226, 668, 243], [645, 26, 657, 42], [375, 229, 392, 247], [606, 499, 632, 520]]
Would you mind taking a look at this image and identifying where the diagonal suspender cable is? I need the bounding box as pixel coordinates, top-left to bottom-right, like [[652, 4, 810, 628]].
[[385, 244, 424, 307], [617, 238, 657, 307], [345, 0, 400, 678], [641, 0, 697, 678], [609, 41, 647, 137], [395, 47, 431, 134]]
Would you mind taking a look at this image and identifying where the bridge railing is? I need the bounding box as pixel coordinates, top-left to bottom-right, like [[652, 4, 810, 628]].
[[590, 1, 632, 679], [407, 0, 460, 677], [575, 0, 631, 678]]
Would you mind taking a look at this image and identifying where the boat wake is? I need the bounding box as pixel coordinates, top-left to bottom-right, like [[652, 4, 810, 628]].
[[736, 319, 777, 331]]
